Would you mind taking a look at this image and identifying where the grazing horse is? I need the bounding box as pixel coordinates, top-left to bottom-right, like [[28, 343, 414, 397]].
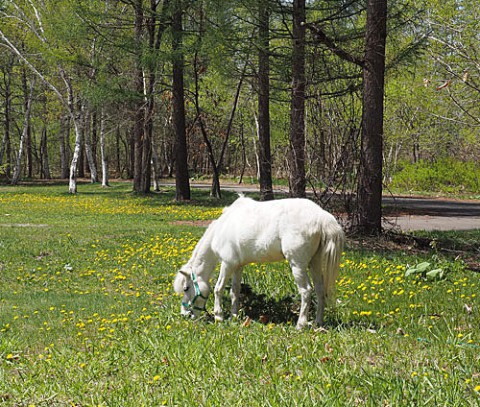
[[173, 196, 344, 329]]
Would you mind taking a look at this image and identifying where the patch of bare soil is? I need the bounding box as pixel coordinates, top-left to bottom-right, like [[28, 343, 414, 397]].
[[170, 220, 212, 227]]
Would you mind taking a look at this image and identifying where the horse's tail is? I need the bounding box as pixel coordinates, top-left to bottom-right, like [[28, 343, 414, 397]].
[[312, 220, 344, 303]]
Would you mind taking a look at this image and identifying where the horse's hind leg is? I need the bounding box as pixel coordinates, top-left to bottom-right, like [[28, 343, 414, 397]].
[[230, 267, 243, 317], [310, 264, 326, 326], [290, 262, 312, 329]]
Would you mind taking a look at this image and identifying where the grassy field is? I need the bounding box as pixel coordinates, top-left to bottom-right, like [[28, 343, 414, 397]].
[[0, 183, 479, 406]]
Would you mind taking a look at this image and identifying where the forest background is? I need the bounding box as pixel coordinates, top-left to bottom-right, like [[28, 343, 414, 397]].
[[0, 0, 479, 228]]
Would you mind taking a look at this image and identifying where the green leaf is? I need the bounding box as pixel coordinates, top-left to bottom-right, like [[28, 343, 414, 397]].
[[415, 262, 431, 272], [405, 267, 418, 277], [426, 268, 444, 279]]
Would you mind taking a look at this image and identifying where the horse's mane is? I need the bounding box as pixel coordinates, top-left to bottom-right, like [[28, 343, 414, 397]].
[[221, 194, 251, 215]]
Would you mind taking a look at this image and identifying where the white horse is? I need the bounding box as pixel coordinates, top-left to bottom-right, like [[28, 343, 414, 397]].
[[173, 196, 344, 329]]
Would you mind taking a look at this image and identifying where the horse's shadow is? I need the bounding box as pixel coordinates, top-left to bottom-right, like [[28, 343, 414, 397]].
[[220, 284, 380, 331], [238, 284, 371, 330], [235, 283, 299, 325]]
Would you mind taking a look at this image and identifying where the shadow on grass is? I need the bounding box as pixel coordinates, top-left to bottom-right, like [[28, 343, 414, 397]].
[[237, 283, 383, 331], [238, 283, 298, 325]]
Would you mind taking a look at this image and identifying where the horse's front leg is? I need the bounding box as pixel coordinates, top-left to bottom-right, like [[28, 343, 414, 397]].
[[230, 267, 243, 318], [214, 262, 236, 322]]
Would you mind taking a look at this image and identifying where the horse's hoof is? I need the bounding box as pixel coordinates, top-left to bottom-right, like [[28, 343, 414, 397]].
[[296, 320, 308, 330]]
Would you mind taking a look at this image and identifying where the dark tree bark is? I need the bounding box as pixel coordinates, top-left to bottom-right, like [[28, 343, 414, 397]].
[[288, 0, 306, 198], [132, 0, 151, 193], [355, 0, 387, 234], [172, 2, 190, 201], [257, 0, 274, 201], [21, 68, 33, 179], [12, 77, 35, 185], [58, 115, 69, 179], [40, 127, 51, 179], [0, 58, 13, 178]]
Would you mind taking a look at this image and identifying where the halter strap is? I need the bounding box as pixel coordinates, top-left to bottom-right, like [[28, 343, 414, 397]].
[[182, 271, 208, 312]]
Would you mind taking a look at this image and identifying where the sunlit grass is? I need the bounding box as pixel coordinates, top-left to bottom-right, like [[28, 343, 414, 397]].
[[0, 183, 479, 406]]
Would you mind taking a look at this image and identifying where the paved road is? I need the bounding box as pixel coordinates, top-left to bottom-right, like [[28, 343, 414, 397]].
[[383, 196, 480, 231], [383, 196, 480, 217], [165, 182, 480, 231]]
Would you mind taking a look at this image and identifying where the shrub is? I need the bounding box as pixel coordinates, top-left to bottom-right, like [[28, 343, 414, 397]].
[[389, 158, 480, 194]]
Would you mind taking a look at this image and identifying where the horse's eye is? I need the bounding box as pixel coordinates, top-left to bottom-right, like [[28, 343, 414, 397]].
[[183, 286, 190, 292]]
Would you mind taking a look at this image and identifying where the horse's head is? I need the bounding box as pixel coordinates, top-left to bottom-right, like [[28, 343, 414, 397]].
[[173, 266, 210, 318]]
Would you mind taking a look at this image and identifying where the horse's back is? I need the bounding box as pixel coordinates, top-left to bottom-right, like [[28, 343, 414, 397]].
[[211, 197, 340, 265]]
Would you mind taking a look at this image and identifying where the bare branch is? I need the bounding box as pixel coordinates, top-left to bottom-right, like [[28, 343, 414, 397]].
[[305, 23, 364, 68], [0, 28, 65, 103]]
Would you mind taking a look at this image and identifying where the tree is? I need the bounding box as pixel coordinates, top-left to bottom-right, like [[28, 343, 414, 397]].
[[257, 0, 274, 201], [172, 0, 190, 201], [0, 1, 92, 192], [354, 0, 387, 235], [11, 78, 35, 185], [0, 53, 15, 178], [288, 0, 307, 198], [132, 0, 150, 193]]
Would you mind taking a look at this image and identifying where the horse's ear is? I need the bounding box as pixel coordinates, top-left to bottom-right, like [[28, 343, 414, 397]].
[[173, 271, 186, 295], [178, 268, 190, 278]]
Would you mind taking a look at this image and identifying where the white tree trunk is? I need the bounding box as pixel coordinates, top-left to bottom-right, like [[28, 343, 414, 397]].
[[69, 119, 82, 194], [99, 111, 109, 187], [84, 133, 98, 183]]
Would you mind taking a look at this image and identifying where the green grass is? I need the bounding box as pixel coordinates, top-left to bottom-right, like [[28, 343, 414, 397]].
[[388, 159, 480, 198], [1, 183, 479, 406]]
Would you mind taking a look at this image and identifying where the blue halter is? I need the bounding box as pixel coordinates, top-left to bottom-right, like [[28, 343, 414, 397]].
[[181, 271, 208, 312]]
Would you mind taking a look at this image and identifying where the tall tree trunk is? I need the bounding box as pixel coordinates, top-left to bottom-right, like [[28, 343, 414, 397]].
[[84, 110, 99, 183], [12, 78, 35, 185], [257, 0, 274, 201], [99, 111, 109, 187], [0, 59, 13, 178], [172, 2, 190, 201], [40, 126, 51, 179], [21, 68, 33, 179], [58, 115, 69, 179], [288, 0, 306, 198], [132, 0, 150, 193], [115, 125, 122, 177], [69, 106, 84, 194], [355, 0, 387, 235]]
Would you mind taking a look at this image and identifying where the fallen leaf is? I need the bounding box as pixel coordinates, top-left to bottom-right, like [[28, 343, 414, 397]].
[[259, 315, 269, 324]]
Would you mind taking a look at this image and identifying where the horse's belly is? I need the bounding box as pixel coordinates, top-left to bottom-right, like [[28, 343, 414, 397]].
[[240, 240, 284, 265]]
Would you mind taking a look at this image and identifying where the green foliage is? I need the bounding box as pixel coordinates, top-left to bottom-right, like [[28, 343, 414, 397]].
[[0, 184, 479, 405], [405, 253, 469, 284], [0, 163, 8, 176], [389, 159, 480, 194]]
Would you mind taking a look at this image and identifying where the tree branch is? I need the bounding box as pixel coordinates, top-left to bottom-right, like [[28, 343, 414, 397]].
[[304, 23, 365, 68], [0, 29, 65, 103]]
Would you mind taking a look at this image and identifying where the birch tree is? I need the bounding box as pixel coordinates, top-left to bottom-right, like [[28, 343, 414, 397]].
[[0, 1, 88, 192]]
